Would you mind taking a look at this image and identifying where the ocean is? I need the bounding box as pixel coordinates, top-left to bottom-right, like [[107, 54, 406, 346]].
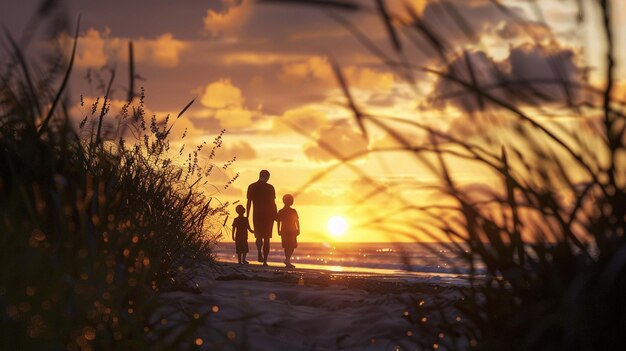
[[214, 242, 482, 285]]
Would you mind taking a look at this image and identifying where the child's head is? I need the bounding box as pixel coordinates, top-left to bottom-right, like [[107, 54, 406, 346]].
[[235, 205, 245, 215], [282, 194, 294, 206]]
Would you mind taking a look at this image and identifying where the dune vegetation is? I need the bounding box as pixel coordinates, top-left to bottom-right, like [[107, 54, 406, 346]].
[[272, 1, 626, 349], [0, 15, 230, 351]]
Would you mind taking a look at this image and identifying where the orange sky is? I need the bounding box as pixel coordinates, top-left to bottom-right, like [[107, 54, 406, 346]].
[[2, 0, 622, 242]]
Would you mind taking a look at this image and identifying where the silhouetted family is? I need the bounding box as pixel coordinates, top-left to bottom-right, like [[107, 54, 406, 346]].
[[231, 170, 300, 268]]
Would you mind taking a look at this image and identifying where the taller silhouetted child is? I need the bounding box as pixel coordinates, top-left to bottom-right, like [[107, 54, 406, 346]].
[[276, 194, 300, 268]]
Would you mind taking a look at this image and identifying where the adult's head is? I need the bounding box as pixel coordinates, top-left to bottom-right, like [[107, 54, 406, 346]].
[[259, 169, 270, 182]]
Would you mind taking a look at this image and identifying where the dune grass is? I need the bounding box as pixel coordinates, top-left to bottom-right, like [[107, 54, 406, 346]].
[[0, 17, 228, 351], [269, 0, 626, 349]]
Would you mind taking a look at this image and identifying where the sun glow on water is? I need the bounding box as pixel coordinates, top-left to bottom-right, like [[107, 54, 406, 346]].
[[327, 216, 348, 238]]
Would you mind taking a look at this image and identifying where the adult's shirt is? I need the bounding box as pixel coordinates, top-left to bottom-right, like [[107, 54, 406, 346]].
[[247, 181, 277, 218]]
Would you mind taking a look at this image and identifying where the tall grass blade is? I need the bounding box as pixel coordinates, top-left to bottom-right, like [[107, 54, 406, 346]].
[[330, 61, 367, 139], [3, 29, 42, 124], [38, 14, 80, 136], [127, 41, 135, 101]]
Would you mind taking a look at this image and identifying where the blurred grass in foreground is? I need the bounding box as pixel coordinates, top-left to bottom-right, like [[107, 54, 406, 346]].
[[0, 15, 229, 351], [269, 0, 626, 349]]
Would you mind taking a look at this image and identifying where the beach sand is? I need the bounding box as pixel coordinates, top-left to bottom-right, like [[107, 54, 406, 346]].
[[155, 261, 463, 351]]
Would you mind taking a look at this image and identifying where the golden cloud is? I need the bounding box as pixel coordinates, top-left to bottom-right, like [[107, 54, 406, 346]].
[[303, 120, 369, 162], [200, 78, 245, 109], [59, 28, 188, 68], [279, 56, 333, 83], [279, 56, 395, 91], [71, 28, 108, 68], [215, 107, 253, 129], [215, 140, 257, 161], [219, 52, 310, 66], [277, 187, 349, 206], [344, 66, 395, 91], [203, 0, 251, 36], [273, 106, 328, 133], [135, 33, 188, 67], [196, 78, 257, 129], [390, 0, 427, 17]]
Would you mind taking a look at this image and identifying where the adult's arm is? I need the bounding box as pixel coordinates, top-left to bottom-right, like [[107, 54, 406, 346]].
[[246, 184, 252, 220], [246, 199, 253, 232], [246, 184, 254, 233], [270, 184, 277, 217]]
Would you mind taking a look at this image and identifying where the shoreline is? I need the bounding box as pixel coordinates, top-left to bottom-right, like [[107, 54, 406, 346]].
[[212, 241, 473, 287], [210, 261, 455, 294], [212, 257, 471, 287]]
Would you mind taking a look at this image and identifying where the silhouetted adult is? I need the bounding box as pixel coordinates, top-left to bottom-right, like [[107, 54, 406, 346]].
[[246, 170, 277, 266]]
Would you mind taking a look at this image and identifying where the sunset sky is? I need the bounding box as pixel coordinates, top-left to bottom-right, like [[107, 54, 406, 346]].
[[3, 0, 624, 242]]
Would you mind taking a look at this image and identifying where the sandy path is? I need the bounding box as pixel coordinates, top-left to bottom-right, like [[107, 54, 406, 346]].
[[155, 262, 460, 351]]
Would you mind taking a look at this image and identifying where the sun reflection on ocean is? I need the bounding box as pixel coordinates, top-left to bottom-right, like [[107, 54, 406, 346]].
[[328, 266, 344, 272]]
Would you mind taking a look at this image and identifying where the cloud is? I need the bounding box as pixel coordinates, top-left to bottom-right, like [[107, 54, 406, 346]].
[[197, 78, 258, 129], [278, 56, 395, 91], [279, 56, 334, 83], [430, 43, 586, 113], [215, 107, 254, 129], [200, 78, 245, 109], [415, 0, 524, 45], [203, 0, 251, 37], [281, 187, 349, 206], [219, 184, 244, 198], [187, 112, 224, 132], [136, 33, 188, 67], [71, 28, 108, 68], [303, 120, 368, 162], [366, 93, 395, 107], [191, 0, 558, 117], [508, 44, 580, 84], [430, 50, 500, 113], [59, 28, 188, 68], [55, 0, 554, 115], [344, 66, 395, 91], [205, 0, 345, 42], [54, 0, 572, 141], [443, 113, 510, 142], [273, 106, 328, 133], [495, 21, 551, 41], [215, 140, 257, 161], [219, 52, 310, 66], [370, 131, 422, 149], [154, 112, 199, 140]]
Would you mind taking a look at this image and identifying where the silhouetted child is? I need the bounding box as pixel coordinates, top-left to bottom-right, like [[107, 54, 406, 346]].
[[276, 194, 300, 268], [232, 205, 253, 264]]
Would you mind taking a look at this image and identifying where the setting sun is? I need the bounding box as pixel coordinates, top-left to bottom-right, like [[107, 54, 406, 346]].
[[327, 216, 348, 238]]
